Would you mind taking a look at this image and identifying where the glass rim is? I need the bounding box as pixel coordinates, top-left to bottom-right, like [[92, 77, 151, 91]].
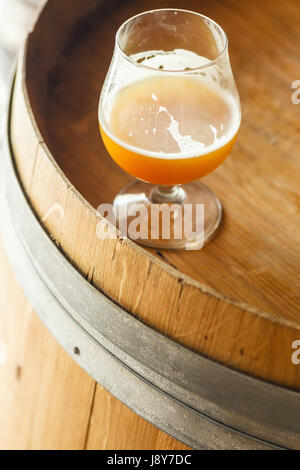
[[115, 8, 229, 73]]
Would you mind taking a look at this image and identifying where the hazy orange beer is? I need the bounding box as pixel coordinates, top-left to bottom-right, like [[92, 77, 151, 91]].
[[100, 75, 239, 185]]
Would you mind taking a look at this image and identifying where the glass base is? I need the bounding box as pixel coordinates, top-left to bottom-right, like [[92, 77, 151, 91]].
[[113, 181, 222, 250]]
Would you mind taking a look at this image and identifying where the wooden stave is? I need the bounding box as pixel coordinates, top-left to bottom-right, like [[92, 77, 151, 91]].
[[9, 0, 300, 394]]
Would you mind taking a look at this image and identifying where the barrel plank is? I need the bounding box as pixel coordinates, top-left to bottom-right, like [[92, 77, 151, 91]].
[[0, 235, 95, 450], [85, 384, 190, 450]]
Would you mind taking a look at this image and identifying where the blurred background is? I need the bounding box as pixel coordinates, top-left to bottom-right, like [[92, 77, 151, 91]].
[[0, 0, 41, 112]]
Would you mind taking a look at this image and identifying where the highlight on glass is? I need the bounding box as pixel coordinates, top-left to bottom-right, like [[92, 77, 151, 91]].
[[98, 9, 241, 249]]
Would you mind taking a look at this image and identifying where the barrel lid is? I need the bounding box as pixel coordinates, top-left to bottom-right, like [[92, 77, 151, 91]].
[[8, 0, 300, 391]]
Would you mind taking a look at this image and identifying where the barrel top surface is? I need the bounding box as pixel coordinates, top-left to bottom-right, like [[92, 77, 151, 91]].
[[41, 0, 300, 323], [9, 0, 300, 390]]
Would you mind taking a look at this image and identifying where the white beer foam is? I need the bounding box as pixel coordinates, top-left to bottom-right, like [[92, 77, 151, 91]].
[[132, 49, 211, 71]]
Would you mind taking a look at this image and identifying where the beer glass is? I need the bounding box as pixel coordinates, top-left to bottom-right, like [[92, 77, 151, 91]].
[[98, 9, 241, 249]]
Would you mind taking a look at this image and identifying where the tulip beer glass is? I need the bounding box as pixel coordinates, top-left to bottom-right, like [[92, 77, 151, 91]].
[[98, 9, 241, 249]]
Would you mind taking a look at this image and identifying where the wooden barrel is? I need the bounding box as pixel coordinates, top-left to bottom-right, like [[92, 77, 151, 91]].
[[0, 0, 300, 450]]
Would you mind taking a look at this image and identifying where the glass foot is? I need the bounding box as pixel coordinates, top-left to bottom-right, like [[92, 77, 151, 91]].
[[113, 180, 222, 250]]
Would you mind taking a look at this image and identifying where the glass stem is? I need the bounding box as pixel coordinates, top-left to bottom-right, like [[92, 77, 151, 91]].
[[151, 185, 186, 204]]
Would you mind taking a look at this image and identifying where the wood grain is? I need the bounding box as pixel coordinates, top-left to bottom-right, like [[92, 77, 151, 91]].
[[85, 385, 190, 450], [10, 0, 300, 392], [0, 235, 95, 450], [0, 235, 188, 450], [5, 0, 300, 451], [47, 0, 300, 322]]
